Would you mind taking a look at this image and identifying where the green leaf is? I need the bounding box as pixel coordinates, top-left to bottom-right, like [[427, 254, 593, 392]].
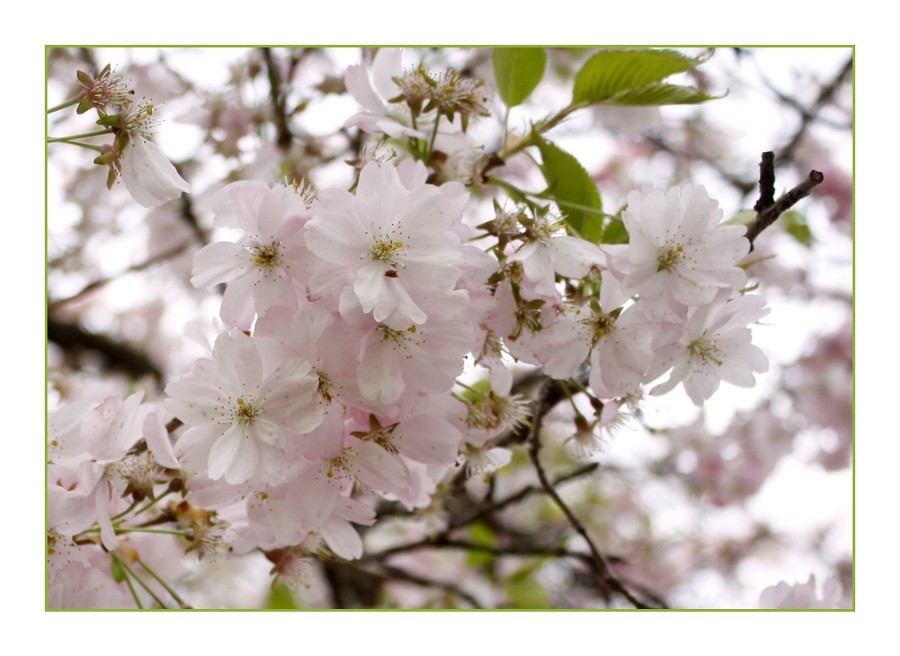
[[781, 210, 814, 247], [604, 83, 720, 106], [466, 521, 497, 568], [572, 49, 708, 105], [535, 137, 603, 242], [110, 556, 127, 583], [723, 210, 757, 226], [266, 581, 300, 609], [506, 563, 550, 609], [601, 217, 629, 244], [493, 48, 547, 108]]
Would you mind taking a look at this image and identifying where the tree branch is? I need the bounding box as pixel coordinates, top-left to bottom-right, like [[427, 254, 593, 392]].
[[746, 159, 825, 249], [47, 317, 163, 381], [327, 558, 482, 608], [753, 151, 776, 212], [261, 48, 293, 149], [527, 380, 654, 609], [48, 242, 191, 311]]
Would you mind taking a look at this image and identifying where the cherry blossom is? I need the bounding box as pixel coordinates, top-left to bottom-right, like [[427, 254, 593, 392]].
[[649, 293, 770, 405], [191, 181, 313, 328], [344, 49, 425, 140], [46, 47, 848, 610], [305, 160, 468, 329], [120, 135, 191, 208], [611, 184, 749, 318], [166, 331, 323, 485]]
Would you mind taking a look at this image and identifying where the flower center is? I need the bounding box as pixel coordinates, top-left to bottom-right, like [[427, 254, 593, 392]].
[[689, 338, 723, 366], [588, 313, 615, 344], [249, 242, 283, 271], [326, 453, 351, 480], [657, 244, 684, 271], [370, 238, 404, 264], [316, 371, 333, 402], [124, 101, 158, 139], [351, 415, 400, 454], [378, 324, 417, 345], [233, 396, 260, 425]]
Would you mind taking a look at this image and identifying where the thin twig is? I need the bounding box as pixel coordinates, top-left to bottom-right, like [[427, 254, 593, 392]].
[[48, 242, 190, 311], [397, 537, 621, 568], [47, 317, 163, 381], [331, 559, 482, 608], [777, 55, 853, 163], [375, 562, 483, 608], [753, 151, 776, 212], [746, 165, 825, 248], [527, 380, 653, 609], [450, 462, 599, 530], [261, 48, 293, 149]]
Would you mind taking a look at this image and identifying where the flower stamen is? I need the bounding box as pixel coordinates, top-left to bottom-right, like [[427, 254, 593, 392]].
[[657, 244, 684, 272]]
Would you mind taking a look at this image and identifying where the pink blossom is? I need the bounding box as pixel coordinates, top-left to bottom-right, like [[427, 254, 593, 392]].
[[121, 135, 191, 207], [191, 180, 313, 328], [166, 331, 323, 485], [613, 184, 749, 317], [649, 294, 769, 406], [507, 212, 605, 298], [344, 49, 425, 140], [305, 161, 468, 329], [759, 574, 842, 609]]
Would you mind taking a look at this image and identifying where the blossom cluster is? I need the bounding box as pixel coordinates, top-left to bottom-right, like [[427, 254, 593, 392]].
[[47, 48, 786, 608]]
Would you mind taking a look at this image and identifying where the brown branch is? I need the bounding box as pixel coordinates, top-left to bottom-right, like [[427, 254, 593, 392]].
[[645, 135, 757, 197], [48, 241, 191, 311], [501, 373, 585, 447], [366, 462, 601, 563], [527, 380, 654, 609], [753, 151, 776, 212], [779, 55, 853, 163], [47, 317, 163, 381], [396, 537, 623, 567], [261, 48, 293, 149], [328, 559, 482, 608], [374, 562, 483, 608], [450, 462, 599, 530], [746, 163, 825, 249]]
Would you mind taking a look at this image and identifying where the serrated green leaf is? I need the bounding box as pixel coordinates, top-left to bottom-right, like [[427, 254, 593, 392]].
[[605, 83, 721, 106], [572, 49, 708, 105], [536, 137, 603, 243], [493, 48, 547, 108]]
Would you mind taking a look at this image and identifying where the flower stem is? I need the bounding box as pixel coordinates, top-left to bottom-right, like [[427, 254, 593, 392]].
[[46, 138, 104, 153], [139, 559, 190, 608], [47, 98, 80, 114], [114, 527, 189, 537], [453, 379, 483, 395], [484, 175, 538, 208], [112, 553, 167, 608], [498, 102, 582, 160], [49, 128, 112, 141], [133, 489, 173, 518], [110, 499, 141, 522], [120, 565, 144, 609], [427, 114, 442, 158]]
